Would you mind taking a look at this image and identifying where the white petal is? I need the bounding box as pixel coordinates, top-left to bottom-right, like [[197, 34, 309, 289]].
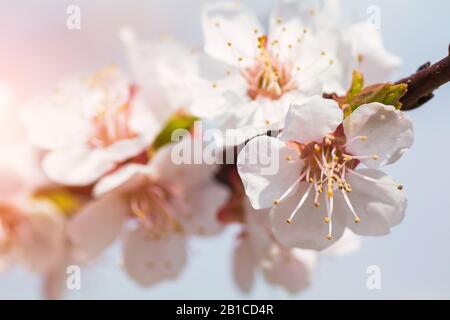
[[148, 139, 219, 189], [67, 195, 128, 259], [322, 228, 361, 257], [271, 182, 346, 250], [343, 103, 414, 168], [342, 168, 407, 236], [270, 0, 341, 33], [344, 23, 401, 84], [179, 182, 229, 236], [123, 229, 187, 287], [262, 247, 317, 293], [237, 136, 305, 209], [202, 1, 263, 67], [279, 95, 342, 144], [233, 237, 256, 293], [19, 205, 66, 273], [93, 163, 151, 197], [43, 138, 148, 186]]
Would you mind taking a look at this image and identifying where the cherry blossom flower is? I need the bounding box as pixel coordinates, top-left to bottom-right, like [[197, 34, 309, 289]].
[[219, 166, 360, 293], [67, 137, 229, 286], [0, 85, 66, 274], [187, 0, 400, 146], [237, 95, 413, 250], [23, 66, 174, 186]]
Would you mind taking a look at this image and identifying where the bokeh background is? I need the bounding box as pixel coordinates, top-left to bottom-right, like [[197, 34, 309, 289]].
[[1, 0, 449, 299]]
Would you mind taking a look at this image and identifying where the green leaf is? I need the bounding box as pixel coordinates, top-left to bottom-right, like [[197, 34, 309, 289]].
[[150, 112, 199, 153]]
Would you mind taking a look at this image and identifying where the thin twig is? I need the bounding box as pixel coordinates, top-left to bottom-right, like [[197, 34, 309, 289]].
[[396, 44, 450, 111]]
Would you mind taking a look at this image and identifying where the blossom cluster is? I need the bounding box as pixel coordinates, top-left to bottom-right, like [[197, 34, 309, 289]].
[[0, 0, 414, 298]]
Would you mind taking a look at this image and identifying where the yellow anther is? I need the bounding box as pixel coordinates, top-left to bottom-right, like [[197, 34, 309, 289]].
[[309, 177, 314, 183], [276, 17, 283, 24], [238, 57, 243, 62], [327, 190, 334, 197], [314, 144, 321, 152], [360, 135, 368, 141], [372, 154, 379, 160], [286, 218, 292, 224], [314, 202, 320, 208], [288, 44, 292, 49], [329, 59, 334, 65], [265, 119, 271, 125], [325, 137, 332, 145], [286, 155, 293, 161], [323, 217, 330, 223], [227, 42, 232, 47], [321, 51, 326, 56], [318, 186, 323, 193], [254, 28, 258, 34], [303, 28, 308, 34], [326, 234, 332, 240], [357, 53, 364, 63], [273, 199, 280, 205], [354, 216, 361, 224], [212, 83, 218, 89]]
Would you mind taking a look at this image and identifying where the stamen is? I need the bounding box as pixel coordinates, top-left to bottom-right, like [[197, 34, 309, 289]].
[[347, 169, 403, 190], [286, 183, 313, 224], [341, 190, 360, 223], [273, 171, 306, 205], [343, 135, 368, 147]]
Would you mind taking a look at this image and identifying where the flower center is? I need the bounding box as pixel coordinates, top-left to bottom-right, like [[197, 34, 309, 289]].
[[87, 70, 138, 148], [273, 131, 403, 240], [243, 35, 295, 100], [128, 179, 183, 240]]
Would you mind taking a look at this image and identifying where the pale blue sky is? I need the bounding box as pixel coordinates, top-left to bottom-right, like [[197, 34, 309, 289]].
[[0, 0, 449, 299]]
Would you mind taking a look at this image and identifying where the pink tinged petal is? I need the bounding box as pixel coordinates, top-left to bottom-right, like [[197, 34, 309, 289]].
[[67, 195, 128, 259], [148, 139, 219, 189], [43, 253, 71, 300], [42, 138, 148, 186], [202, 1, 263, 67], [233, 237, 256, 293], [93, 163, 151, 197], [341, 168, 406, 236], [18, 206, 66, 273], [237, 136, 305, 210], [180, 182, 229, 236], [262, 247, 317, 293], [279, 95, 343, 144], [271, 182, 346, 251], [343, 103, 414, 168], [123, 228, 187, 287]]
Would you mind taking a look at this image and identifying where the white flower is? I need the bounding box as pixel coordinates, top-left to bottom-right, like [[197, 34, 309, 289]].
[[237, 95, 413, 250], [67, 137, 229, 286], [23, 66, 173, 186], [188, 0, 400, 146]]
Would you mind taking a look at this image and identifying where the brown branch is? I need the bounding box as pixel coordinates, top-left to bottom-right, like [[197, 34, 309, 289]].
[[396, 44, 450, 111]]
